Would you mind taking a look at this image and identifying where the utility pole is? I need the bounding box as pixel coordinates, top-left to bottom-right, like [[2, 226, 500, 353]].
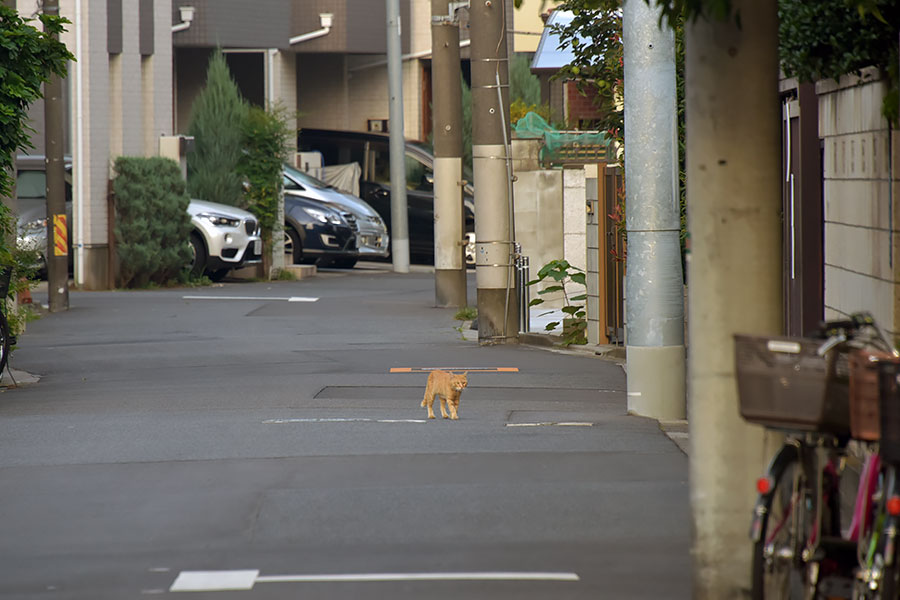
[[44, 0, 69, 311], [386, 0, 410, 273], [623, 0, 683, 419], [471, 0, 517, 344], [431, 0, 466, 307], [686, 1, 782, 596]]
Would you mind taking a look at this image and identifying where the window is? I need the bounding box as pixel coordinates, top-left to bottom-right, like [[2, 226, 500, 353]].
[[16, 171, 46, 199]]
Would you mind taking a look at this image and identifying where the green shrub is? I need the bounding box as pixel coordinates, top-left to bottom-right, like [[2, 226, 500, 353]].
[[113, 157, 193, 288], [238, 104, 290, 270], [186, 49, 248, 207]]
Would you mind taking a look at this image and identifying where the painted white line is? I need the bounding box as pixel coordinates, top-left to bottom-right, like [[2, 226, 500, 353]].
[[627, 391, 642, 397], [255, 572, 580, 583], [263, 418, 427, 424], [170, 570, 579, 592], [667, 432, 689, 439], [506, 422, 594, 428], [182, 295, 319, 302], [170, 570, 259, 592]]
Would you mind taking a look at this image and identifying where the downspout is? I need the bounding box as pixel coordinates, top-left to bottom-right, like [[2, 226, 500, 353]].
[[290, 14, 333, 45]]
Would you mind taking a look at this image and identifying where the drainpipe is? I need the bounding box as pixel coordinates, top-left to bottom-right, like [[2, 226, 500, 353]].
[[290, 13, 333, 45], [171, 5, 194, 33]]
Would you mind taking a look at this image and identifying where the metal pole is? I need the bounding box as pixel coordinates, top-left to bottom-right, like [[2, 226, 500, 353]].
[[623, 0, 683, 419], [431, 0, 466, 306], [686, 1, 782, 596], [44, 0, 69, 311], [386, 0, 410, 273], [471, 0, 517, 345]]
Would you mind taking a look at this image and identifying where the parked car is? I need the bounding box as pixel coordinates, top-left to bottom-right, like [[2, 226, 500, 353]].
[[282, 163, 388, 267], [13, 155, 263, 282], [297, 128, 476, 265], [187, 200, 262, 280], [15, 155, 73, 277], [283, 194, 358, 267]]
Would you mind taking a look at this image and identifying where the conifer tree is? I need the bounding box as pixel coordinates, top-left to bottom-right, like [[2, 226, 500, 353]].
[[186, 50, 247, 207]]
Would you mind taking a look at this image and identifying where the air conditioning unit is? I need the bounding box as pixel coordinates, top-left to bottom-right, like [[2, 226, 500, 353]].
[[367, 119, 389, 133]]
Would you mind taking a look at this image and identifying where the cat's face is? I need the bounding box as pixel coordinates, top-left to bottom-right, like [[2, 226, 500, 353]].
[[452, 373, 468, 391]]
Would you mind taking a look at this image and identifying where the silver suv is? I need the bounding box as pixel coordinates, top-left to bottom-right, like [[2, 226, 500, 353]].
[[187, 199, 262, 280]]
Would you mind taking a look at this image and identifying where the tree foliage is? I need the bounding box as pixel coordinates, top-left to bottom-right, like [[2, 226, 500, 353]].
[[113, 157, 193, 288], [778, 0, 899, 123], [186, 50, 248, 207], [237, 104, 290, 265], [0, 6, 73, 200], [550, 1, 623, 141]]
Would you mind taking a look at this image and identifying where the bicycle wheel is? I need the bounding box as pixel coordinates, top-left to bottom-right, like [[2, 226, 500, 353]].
[[752, 456, 813, 599], [0, 310, 10, 378]]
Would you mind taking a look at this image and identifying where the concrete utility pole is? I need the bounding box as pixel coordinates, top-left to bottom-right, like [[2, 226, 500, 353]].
[[386, 0, 410, 273], [431, 0, 466, 307], [623, 0, 683, 419], [44, 0, 69, 311], [470, 0, 517, 344], [686, 1, 782, 596]]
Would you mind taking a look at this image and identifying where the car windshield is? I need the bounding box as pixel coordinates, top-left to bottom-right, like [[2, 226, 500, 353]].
[[284, 164, 331, 191]]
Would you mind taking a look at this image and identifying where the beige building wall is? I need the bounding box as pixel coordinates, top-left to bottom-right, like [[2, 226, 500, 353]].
[[20, 0, 176, 289], [144, 0, 174, 156], [300, 55, 426, 141], [818, 68, 900, 337], [268, 50, 298, 153], [513, 0, 562, 53]]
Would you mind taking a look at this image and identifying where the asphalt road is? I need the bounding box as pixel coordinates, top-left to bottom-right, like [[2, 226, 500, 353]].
[[0, 264, 690, 599]]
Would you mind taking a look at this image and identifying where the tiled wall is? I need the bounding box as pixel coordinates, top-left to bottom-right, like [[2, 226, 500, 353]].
[[817, 68, 899, 337]]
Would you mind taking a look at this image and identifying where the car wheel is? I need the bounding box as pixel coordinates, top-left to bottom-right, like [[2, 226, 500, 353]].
[[330, 257, 358, 269], [189, 232, 207, 277], [284, 227, 302, 265]]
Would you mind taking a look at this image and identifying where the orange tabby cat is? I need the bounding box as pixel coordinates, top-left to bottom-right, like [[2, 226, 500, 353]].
[[421, 370, 468, 420]]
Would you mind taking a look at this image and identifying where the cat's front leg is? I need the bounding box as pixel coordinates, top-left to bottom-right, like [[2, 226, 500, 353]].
[[449, 399, 459, 420], [426, 396, 436, 419], [439, 395, 450, 419]]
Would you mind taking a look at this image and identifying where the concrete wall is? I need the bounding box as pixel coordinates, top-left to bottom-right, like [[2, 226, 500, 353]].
[[817, 68, 900, 337], [512, 140, 564, 304]]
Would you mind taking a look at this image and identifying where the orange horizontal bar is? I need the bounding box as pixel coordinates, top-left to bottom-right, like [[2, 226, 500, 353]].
[[390, 368, 413, 373]]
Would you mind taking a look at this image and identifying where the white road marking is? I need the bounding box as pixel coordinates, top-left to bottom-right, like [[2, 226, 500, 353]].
[[170, 570, 579, 592], [255, 572, 581, 583], [170, 570, 259, 592], [263, 418, 427, 424], [182, 295, 318, 302], [506, 422, 594, 427]]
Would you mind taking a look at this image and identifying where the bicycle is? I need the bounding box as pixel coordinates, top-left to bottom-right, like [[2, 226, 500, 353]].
[[0, 265, 13, 379], [736, 313, 898, 599]]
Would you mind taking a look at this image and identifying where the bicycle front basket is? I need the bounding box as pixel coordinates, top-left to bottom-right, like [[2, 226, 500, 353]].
[[734, 334, 850, 434]]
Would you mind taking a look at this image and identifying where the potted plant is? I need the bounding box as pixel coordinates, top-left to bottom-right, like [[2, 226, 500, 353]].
[[526, 258, 588, 346]]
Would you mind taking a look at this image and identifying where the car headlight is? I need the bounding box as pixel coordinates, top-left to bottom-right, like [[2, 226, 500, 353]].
[[199, 212, 240, 228], [303, 206, 343, 225]]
